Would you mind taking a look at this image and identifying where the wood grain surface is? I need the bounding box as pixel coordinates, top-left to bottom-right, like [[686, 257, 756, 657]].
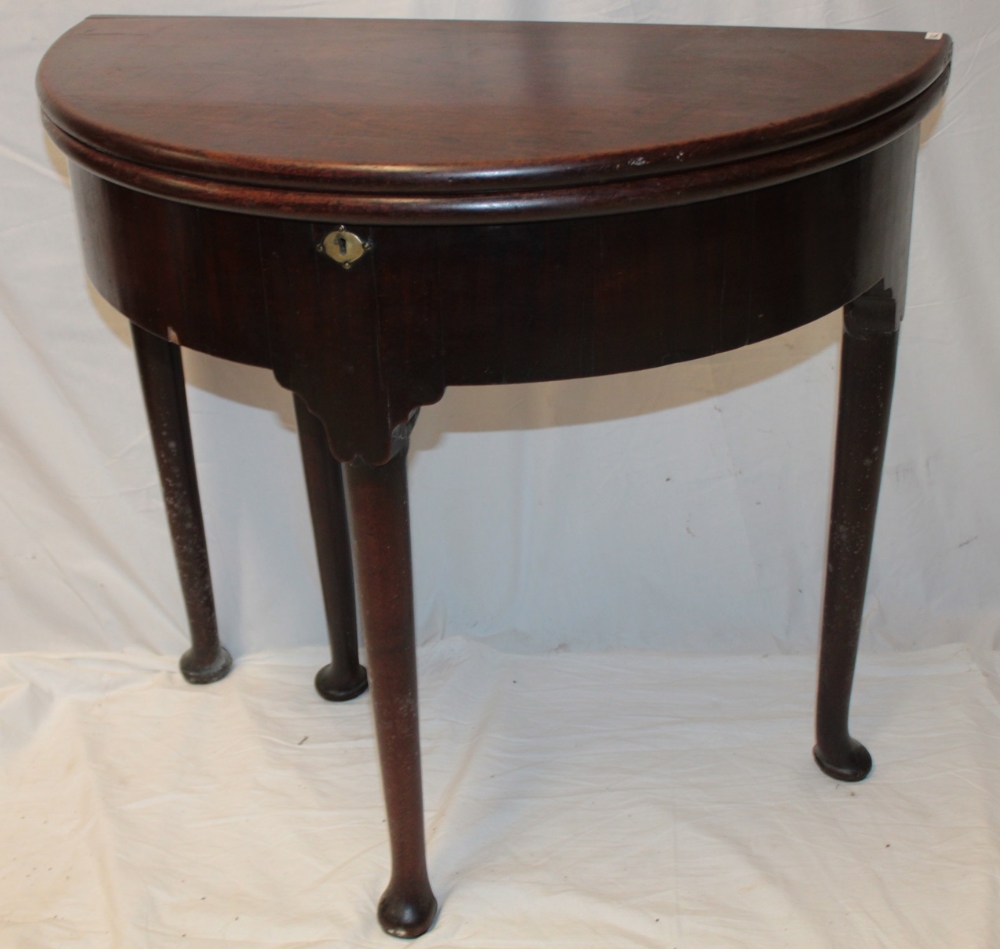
[[39, 17, 950, 222]]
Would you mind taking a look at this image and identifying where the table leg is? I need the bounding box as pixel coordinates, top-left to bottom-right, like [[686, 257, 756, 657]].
[[814, 283, 900, 782], [344, 435, 437, 939], [294, 395, 368, 701], [130, 323, 232, 683]]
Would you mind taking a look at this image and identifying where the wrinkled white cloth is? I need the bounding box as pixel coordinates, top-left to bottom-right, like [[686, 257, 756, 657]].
[[1, 641, 998, 947]]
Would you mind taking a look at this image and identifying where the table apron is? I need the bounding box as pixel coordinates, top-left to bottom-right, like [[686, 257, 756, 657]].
[[71, 129, 918, 464]]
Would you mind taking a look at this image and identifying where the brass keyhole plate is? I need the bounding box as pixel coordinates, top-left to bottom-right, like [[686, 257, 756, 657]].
[[319, 226, 372, 269]]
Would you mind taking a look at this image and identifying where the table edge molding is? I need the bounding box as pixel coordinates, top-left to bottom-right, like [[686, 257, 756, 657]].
[[43, 66, 948, 226]]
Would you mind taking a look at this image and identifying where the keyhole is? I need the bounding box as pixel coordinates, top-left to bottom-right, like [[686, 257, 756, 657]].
[[320, 227, 370, 269]]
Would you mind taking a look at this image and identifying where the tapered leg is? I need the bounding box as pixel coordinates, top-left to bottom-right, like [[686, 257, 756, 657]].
[[294, 395, 368, 701], [814, 284, 900, 781], [344, 436, 437, 938], [131, 323, 232, 684]]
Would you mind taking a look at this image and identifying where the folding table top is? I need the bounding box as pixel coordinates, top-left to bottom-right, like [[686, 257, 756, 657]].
[[38, 17, 951, 223]]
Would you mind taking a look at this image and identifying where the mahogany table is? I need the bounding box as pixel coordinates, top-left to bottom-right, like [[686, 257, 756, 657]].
[[38, 17, 951, 938]]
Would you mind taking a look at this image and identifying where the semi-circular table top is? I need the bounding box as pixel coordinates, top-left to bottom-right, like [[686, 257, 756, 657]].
[[38, 17, 951, 223]]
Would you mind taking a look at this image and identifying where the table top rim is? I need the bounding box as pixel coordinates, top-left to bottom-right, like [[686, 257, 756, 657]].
[[38, 16, 952, 205]]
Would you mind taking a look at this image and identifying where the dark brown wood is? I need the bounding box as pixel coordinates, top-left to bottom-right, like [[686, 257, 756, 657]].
[[74, 129, 920, 464], [344, 431, 437, 939], [814, 284, 901, 781], [38, 18, 950, 223], [130, 323, 231, 684], [293, 395, 368, 702], [38, 18, 948, 191], [42, 70, 947, 226], [69, 162, 271, 368], [39, 17, 952, 938]]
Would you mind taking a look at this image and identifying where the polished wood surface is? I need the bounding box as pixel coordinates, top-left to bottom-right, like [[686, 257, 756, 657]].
[[39, 17, 950, 222], [39, 17, 951, 939], [70, 131, 920, 464], [130, 323, 231, 684], [344, 438, 436, 938], [294, 396, 368, 702], [814, 284, 901, 781]]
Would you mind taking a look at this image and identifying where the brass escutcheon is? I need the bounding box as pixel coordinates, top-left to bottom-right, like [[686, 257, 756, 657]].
[[319, 226, 372, 269]]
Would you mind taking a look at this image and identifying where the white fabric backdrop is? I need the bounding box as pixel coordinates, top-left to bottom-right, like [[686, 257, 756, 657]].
[[3, 2, 1000, 946], [3, 642, 999, 947]]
